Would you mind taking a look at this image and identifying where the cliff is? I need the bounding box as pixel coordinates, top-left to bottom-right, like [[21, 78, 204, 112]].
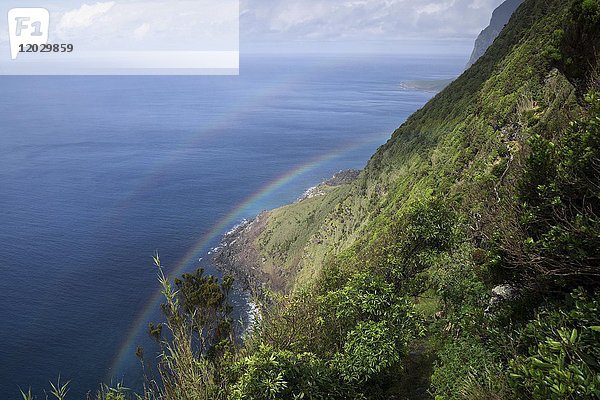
[[212, 0, 600, 398], [466, 0, 524, 68]]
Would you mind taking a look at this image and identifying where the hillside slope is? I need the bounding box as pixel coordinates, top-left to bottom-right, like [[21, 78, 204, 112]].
[[219, 0, 598, 293], [214, 0, 599, 398]]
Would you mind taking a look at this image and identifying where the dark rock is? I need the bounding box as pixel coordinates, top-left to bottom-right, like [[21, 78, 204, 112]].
[[467, 0, 524, 68]]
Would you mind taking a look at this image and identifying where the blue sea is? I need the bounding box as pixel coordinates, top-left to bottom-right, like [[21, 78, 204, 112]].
[[0, 54, 463, 398]]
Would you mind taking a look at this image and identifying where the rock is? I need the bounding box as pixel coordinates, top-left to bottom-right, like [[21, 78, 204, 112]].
[[485, 284, 520, 314], [492, 284, 519, 300], [467, 0, 524, 68]]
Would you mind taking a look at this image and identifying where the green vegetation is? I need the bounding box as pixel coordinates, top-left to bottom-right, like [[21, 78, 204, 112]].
[[255, 183, 353, 290], [26, 0, 600, 398], [216, 0, 599, 398], [509, 290, 600, 399], [143, 253, 233, 400]]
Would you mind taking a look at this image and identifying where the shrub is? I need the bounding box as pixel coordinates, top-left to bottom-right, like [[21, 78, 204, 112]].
[[509, 289, 600, 399], [144, 253, 234, 400], [430, 336, 506, 400], [228, 345, 351, 400], [511, 92, 600, 281], [333, 320, 401, 384]]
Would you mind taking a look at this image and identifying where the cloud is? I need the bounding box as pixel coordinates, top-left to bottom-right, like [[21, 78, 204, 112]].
[[415, 1, 454, 15], [57, 2, 115, 32], [40, 0, 504, 54], [241, 0, 506, 42], [51, 0, 238, 50]]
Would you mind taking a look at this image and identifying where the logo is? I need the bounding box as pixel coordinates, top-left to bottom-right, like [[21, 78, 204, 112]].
[[8, 8, 49, 59], [1, 1, 239, 75]]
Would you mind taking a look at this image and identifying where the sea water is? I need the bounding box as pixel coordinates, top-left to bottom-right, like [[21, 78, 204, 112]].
[[0, 54, 463, 397]]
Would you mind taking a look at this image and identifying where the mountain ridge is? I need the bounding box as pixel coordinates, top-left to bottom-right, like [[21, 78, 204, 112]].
[[466, 0, 524, 68]]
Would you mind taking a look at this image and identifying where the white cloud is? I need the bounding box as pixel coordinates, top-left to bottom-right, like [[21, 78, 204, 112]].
[[57, 2, 115, 32], [51, 0, 238, 50], [241, 0, 507, 42], [416, 2, 454, 15], [38, 0, 506, 53]]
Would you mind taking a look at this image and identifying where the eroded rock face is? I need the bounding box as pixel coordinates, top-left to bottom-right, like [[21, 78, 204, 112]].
[[467, 0, 524, 68]]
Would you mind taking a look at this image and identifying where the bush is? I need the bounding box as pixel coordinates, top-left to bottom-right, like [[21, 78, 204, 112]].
[[144, 254, 233, 400], [509, 289, 600, 399], [228, 345, 352, 400], [514, 92, 600, 281], [430, 335, 507, 400], [333, 320, 401, 384]]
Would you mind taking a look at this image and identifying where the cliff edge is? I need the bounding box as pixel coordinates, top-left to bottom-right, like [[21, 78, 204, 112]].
[[466, 0, 524, 68]]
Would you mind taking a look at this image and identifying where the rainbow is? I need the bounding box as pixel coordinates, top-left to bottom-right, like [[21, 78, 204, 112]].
[[104, 54, 371, 224], [99, 72, 304, 229], [106, 133, 388, 380]]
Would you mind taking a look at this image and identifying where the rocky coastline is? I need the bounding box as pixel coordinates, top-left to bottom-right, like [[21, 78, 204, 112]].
[[212, 169, 361, 296]]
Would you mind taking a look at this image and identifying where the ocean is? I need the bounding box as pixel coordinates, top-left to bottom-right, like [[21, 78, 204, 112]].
[[0, 54, 464, 398]]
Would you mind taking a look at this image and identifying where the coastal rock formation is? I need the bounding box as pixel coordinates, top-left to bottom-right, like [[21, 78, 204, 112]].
[[213, 170, 360, 294], [466, 0, 524, 68], [213, 213, 270, 293]]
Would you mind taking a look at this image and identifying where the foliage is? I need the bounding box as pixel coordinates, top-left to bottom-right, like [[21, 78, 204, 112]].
[[516, 92, 600, 280], [228, 345, 353, 400], [430, 337, 507, 400], [247, 271, 423, 397], [324, 273, 424, 384], [333, 320, 401, 383], [18, 381, 133, 400], [94, 384, 131, 400], [509, 289, 600, 399], [375, 198, 458, 287], [558, 0, 600, 90], [171, 268, 234, 359], [142, 253, 233, 400], [427, 245, 487, 315]]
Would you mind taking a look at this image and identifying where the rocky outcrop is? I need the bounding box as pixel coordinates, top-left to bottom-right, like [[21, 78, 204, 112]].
[[485, 284, 520, 314], [213, 213, 271, 294], [467, 0, 524, 68]]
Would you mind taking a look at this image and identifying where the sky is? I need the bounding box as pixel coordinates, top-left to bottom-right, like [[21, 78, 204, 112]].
[[242, 0, 507, 53], [0, 0, 507, 55]]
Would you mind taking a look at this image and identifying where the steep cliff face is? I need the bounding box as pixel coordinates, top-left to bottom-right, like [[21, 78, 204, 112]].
[[214, 1, 599, 398], [215, 0, 598, 295], [466, 0, 524, 68]]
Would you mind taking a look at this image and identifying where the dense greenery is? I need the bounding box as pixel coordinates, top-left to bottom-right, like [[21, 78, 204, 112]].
[[509, 289, 600, 399], [24, 0, 599, 398], [516, 92, 600, 280], [220, 0, 599, 398]]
